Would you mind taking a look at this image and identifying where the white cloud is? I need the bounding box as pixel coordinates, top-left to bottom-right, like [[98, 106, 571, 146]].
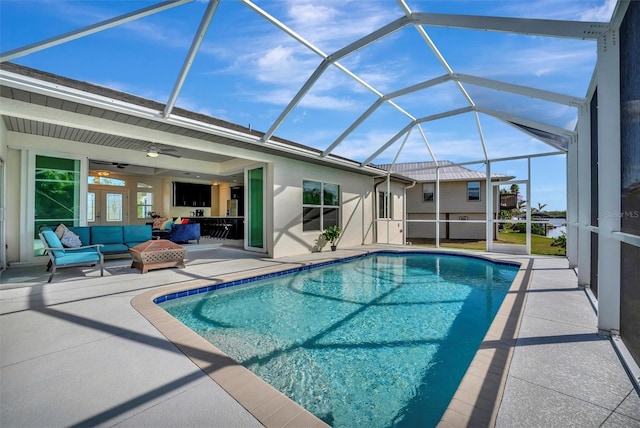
[[493, 0, 613, 21], [283, 0, 396, 52], [579, 0, 617, 21]]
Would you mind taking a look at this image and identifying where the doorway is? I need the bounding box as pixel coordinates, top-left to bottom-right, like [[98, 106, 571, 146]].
[[88, 188, 129, 226], [492, 180, 530, 254]]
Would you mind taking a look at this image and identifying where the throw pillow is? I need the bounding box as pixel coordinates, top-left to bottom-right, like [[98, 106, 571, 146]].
[[175, 216, 182, 224], [60, 230, 83, 248], [164, 220, 174, 230], [54, 223, 70, 239], [181, 219, 189, 224], [152, 217, 167, 229], [160, 219, 170, 230]]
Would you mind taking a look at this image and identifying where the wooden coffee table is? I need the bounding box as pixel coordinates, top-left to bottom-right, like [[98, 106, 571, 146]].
[[129, 239, 186, 274]]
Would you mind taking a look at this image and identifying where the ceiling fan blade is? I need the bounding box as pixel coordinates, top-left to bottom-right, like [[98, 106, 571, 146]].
[[162, 152, 182, 158]]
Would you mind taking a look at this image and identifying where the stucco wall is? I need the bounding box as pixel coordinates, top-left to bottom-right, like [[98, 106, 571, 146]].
[[405, 180, 496, 241], [271, 158, 376, 258], [406, 180, 487, 214]]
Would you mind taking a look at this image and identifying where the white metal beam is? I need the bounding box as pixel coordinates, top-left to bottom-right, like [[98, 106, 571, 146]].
[[240, 0, 326, 57], [413, 13, 608, 40], [322, 99, 384, 157], [453, 73, 585, 107], [596, 26, 621, 335], [477, 106, 574, 150], [416, 124, 438, 164], [386, 75, 452, 100], [322, 75, 450, 157], [566, 134, 579, 267], [0, 0, 192, 63], [473, 112, 489, 161], [261, 60, 330, 142], [416, 106, 474, 124], [330, 17, 409, 62], [163, 0, 220, 119], [577, 104, 592, 287], [362, 122, 415, 166]]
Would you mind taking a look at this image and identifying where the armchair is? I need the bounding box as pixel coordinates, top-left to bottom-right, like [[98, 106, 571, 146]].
[[39, 230, 104, 283]]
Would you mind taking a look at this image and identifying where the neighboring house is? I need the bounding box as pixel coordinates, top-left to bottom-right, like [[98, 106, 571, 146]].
[[0, 63, 411, 264], [376, 161, 512, 241]]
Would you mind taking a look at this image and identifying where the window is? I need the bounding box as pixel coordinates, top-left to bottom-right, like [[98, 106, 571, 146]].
[[378, 192, 393, 219], [303, 180, 340, 231], [422, 183, 435, 202], [137, 191, 153, 218], [87, 176, 126, 186], [137, 182, 153, 218], [468, 181, 481, 201]]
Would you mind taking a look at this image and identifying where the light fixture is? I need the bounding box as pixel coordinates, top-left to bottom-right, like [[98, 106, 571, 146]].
[[97, 171, 110, 177], [146, 149, 159, 158]]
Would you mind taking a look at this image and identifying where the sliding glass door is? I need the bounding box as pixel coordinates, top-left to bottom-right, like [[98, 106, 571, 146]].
[[246, 166, 265, 252], [33, 155, 82, 257]]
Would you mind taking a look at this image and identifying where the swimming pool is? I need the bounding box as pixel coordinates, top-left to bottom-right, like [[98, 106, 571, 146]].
[[158, 252, 519, 427]]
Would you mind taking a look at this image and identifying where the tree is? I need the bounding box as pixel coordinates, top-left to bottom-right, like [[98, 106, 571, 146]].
[[510, 183, 520, 194], [532, 202, 548, 214]]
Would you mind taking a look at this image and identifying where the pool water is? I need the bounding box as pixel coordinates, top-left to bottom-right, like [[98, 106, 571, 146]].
[[159, 252, 518, 427]]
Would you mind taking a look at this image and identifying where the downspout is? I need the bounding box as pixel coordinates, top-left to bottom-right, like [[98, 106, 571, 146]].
[[386, 173, 391, 244], [404, 180, 417, 245]]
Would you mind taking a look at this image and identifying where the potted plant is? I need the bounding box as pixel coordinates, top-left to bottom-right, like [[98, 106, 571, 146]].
[[322, 225, 342, 251]]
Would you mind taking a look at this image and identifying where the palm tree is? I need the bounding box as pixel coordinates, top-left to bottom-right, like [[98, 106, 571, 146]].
[[532, 202, 548, 214]]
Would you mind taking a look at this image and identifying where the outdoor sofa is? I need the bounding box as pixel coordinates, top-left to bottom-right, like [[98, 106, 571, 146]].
[[149, 218, 201, 244], [39, 225, 153, 282]]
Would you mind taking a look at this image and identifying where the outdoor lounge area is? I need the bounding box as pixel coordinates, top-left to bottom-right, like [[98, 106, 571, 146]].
[[1, 0, 639, 426]]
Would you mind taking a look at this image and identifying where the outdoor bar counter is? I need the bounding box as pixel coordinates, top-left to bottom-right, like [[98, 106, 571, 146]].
[[185, 216, 244, 240]]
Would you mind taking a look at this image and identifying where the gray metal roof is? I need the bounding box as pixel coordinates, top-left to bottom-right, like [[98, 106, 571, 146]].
[[374, 161, 512, 182]]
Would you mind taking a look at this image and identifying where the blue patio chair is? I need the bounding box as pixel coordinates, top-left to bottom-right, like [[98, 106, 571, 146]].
[[39, 230, 104, 283]]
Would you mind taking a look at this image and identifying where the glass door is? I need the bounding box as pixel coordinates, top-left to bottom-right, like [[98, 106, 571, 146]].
[[33, 155, 82, 257], [245, 166, 265, 252], [88, 188, 129, 226]]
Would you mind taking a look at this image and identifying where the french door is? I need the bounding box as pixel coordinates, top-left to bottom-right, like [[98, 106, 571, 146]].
[[88, 188, 129, 226]]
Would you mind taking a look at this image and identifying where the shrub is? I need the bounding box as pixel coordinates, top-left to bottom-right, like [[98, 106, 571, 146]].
[[512, 222, 545, 236], [551, 232, 567, 249]]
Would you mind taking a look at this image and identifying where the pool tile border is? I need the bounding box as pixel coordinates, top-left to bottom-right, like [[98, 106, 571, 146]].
[[132, 248, 529, 428]]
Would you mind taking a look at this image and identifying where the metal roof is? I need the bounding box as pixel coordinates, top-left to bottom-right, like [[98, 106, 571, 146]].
[[374, 161, 512, 182]]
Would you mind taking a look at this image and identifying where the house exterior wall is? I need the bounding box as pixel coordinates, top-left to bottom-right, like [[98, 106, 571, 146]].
[[375, 180, 407, 245], [3, 126, 390, 263], [271, 157, 378, 258], [406, 180, 489, 240]]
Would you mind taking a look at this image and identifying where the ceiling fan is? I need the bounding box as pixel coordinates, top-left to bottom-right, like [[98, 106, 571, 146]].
[[90, 160, 129, 169], [146, 146, 181, 158]]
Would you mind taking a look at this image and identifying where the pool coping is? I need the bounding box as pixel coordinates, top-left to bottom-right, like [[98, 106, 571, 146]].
[[131, 248, 531, 428]]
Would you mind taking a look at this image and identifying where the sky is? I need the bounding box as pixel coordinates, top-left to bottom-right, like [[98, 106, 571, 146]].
[[0, 0, 617, 211]]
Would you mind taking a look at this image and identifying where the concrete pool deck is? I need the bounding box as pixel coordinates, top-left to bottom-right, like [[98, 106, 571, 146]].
[[1, 243, 638, 427]]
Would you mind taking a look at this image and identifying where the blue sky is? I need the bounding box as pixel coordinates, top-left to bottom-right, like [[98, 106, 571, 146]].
[[0, 0, 616, 211]]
